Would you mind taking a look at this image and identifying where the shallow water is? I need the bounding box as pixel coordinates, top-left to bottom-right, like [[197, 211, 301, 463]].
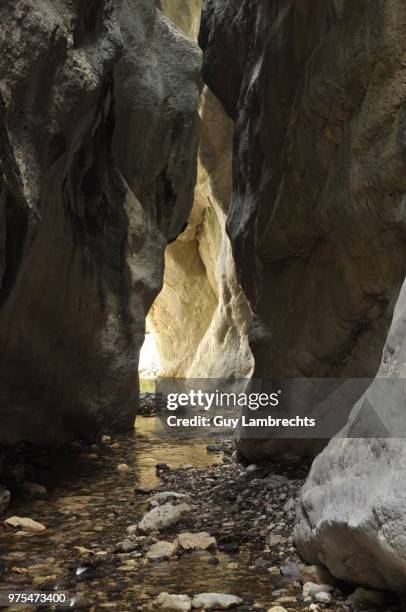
[[0, 417, 296, 610]]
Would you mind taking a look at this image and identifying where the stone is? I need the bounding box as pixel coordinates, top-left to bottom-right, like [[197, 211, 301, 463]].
[[266, 608, 288, 612], [150, 492, 189, 504], [347, 588, 385, 609], [138, 503, 191, 532], [0, 488, 11, 514], [116, 464, 131, 474], [303, 583, 333, 598], [177, 532, 217, 551], [191, 593, 242, 609], [156, 592, 192, 611], [296, 279, 406, 592], [300, 565, 335, 586], [21, 483, 47, 496], [4, 516, 46, 533], [315, 592, 332, 604], [268, 534, 283, 546], [146, 540, 178, 560], [117, 539, 138, 553]]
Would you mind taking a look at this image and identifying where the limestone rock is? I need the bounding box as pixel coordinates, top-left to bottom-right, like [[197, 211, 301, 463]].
[[303, 583, 333, 598], [138, 502, 191, 532], [116, 464, 131, 474], [295, 279, 406, 593], [191, 593, 242, 609], [200, 0, 406, 459], [161, 0, 202, 40], [146, 540, 178, 560], [4, 516, 46, 533], [156, 592, 192, 611], [0, 0, 200, 443], [177, 532, 216, 551]]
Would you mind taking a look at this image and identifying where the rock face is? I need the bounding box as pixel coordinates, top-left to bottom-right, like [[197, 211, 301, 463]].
[[0, 0, 200, 443], [200, 0, 406, 458], [295, 280, 406, 594], [150, 4, 253, 380]]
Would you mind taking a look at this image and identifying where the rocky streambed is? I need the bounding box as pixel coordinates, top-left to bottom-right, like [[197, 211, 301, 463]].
[[0, 415, 402, 611]]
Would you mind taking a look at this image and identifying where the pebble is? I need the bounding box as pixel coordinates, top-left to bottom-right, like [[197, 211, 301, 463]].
[[146, 540, 178, 560], [303, 582, 333, 598], [191, 593, 243, 609], [116, 463, 131, 473], [4, 516, 46, 533], [156, 592, 192, 611], [150, 491, 189, 504], [177, 532, 217, 551], [266, 608, 288, 612], [315, 591, 332, 604], [117, 539, 138, 553], [138, 503, 191, 532]]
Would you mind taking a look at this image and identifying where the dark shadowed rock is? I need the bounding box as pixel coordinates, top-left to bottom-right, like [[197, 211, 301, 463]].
[[0, 0, 201, 443]]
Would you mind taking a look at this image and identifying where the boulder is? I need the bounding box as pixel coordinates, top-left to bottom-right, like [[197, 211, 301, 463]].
[[295, 279, 406, 593]]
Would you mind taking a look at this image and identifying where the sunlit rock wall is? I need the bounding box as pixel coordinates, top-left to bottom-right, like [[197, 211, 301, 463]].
[[150, 3, 253, 380]]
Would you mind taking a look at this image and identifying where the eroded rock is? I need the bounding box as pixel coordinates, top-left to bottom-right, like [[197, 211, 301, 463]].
[[177, 532, 216, 551], [296, 280, 406, 593], [138, 502, 191, 533], [0, 0, 201, 444], [146, 540, 178, 560], [200, 0, 406, 460], [156, 592, 192, 611], [4, 516, 46, 533]]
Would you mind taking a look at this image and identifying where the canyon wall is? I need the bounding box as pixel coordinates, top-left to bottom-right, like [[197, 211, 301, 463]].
[[200, 0, 406, 458], [0, 0, 200, 443], [149, 4, 253, 380]]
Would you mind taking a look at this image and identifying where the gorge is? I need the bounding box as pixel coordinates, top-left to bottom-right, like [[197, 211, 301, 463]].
[[1, 0, 406, 609]]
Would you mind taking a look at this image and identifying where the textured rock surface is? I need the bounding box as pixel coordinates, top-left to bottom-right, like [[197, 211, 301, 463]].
[[295, 279, 406, 593], [150, 0, 253, 379], [0, 0, 200, 443], [160, 0, 202, 40], [200, 0, 406, 457]]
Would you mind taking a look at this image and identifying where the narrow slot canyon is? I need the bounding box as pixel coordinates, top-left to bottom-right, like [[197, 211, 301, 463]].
[[0, 1, 406, 611]]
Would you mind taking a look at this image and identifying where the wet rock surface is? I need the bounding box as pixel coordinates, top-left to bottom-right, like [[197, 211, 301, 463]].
[[0, 414, 401, 610]]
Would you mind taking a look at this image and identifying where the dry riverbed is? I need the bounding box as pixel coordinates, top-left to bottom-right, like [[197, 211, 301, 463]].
[[0, 413, 402, 611]]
